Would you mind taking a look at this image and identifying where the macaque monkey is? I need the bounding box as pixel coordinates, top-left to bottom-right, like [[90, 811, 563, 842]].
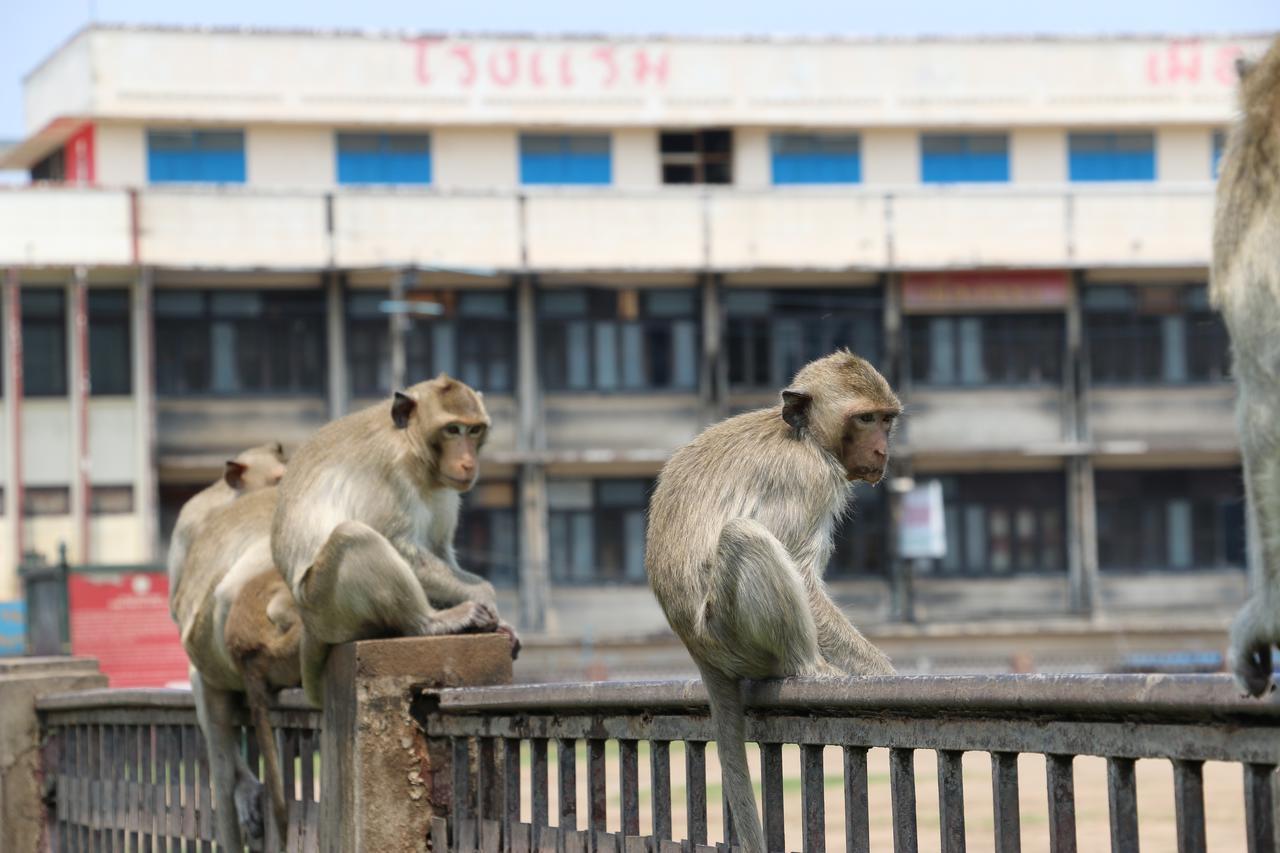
[[169, 445, 300, 851], [1213, 37, 1280, 696], [271, 374, 518, 707], [647, 351, 898, 853]]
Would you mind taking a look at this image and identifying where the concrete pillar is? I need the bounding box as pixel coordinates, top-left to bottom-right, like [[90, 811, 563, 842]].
[[700, 273, 726, 426], [68, 269, 90, 563], [0, 656, 106, 853], [132, 269, 158, 562], [389, 268, 412, 392], [319, 635, 512, 853], [514, 275, 549, 633], [1064, 273, 1099, 616], [4, 269, 23, 578], [325, 271, 348, 419]]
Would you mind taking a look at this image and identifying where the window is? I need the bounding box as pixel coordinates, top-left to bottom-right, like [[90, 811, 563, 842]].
[[1097, 469, 1245, 571], [771, 134, 861, 184], [660, 129, 732, 184], [337, 133, 431, 185], [930, 473, 1066, 576], [1085, 284, 1229, 385], [827, 484, 888, 578], [921, 134, 1009, 183], [540, 288, 699, 393], [346, 289, 516, 397], [455, 481, 518, 586], [24, 487, 70, 517], [726, 288, 882, 391], [155, 290, 326, 395], [147, 130, 246, 184], [519, 134, 611, 185], [91, 486, 134, 515], [89, 290, 131, 395], [31, 148, 65, 182], [22, 289, 66, 397], [1212, 129, 1227, 178], [548, 479, 652, 584], [1068, 132, 1156, 182], [907, 314, 1064, 387]]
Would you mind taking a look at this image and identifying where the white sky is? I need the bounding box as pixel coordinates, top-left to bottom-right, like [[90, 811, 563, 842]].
[[1, 0, 1278, 140]]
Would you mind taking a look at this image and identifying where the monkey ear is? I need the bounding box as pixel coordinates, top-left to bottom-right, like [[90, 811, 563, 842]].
[[1236, 56, 1255, 80], [434, 372, 455, 393], [781, 388, 812, 431], [391, 391, 417, 430], [224, 460, 248, 490], [272, 441, 284, 459]]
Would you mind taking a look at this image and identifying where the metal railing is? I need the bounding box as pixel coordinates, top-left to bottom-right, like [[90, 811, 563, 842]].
[[415, 674, 1280, 853], [37, 688, 321, 852]]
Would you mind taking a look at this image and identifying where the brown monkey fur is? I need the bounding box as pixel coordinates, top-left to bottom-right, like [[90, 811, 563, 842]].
[[1213, 36, 1280, 696], [271, 374, 518, 707], [647, 351, 898, 853], [169, 444, 298, 852]]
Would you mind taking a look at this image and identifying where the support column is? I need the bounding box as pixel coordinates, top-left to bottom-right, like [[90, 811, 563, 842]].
[[3, 270, 22, 590], [132, 269, 158, 563], [883, 273, 912, 620], [1064, 272, 1099, 616], [515, 275, 548, 632], [389, 267, 412, 392], [699, 273, 726, 426], [325, 271, 348, 419], [319, 635, 512, 853], [68, 269, 90, 563]]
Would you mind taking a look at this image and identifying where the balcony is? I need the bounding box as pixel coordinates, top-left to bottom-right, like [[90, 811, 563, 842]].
[[0, 184, 1217, 272]]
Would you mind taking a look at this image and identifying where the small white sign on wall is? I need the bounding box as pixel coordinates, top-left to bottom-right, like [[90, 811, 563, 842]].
[[899, 480, 947, 560]]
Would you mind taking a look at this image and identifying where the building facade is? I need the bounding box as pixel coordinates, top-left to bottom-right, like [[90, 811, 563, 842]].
[[0, 26, 1267, 638]]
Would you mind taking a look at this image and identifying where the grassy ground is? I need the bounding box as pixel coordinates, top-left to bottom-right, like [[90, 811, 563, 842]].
[[513, 741, 1247, 853]]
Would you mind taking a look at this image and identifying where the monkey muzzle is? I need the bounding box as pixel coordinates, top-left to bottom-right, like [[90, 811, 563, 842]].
[[848, 466, 885, 484]]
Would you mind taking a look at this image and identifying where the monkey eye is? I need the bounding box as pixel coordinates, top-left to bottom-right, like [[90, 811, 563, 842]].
[[468, 425, 486, 437], [857, 413, 877, 424], [444, 424, 464, 437]]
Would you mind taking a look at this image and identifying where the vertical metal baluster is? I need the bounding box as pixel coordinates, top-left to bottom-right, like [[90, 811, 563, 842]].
[[760, 743, 784, 853], [801, 744, 826, 853], [889, 748, 918, 853], [843, 747, 870, 853], [531, 739, 549, 847], [588, 739, 607, 835], [1244, 763, 1278, 853], [651, 740, 672, 843], [1045, 754, 1077, 853], [454, 737, 473, 853], [558, 738, 577, 832], [992, 752, 1021, 853], [1107, 757, 1139, 853], [686, 741, 707, 848], [620, 739, 639, 838], [1172, 759, 1205, 853], [937, 750, 966, 853], [504, 738, 522, 847], [479, 738, 500, 825]]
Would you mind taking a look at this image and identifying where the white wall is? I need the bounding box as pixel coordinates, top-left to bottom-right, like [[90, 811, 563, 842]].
[[862, 130, 919, 184], [733, 128, 771, 190], [612, 128, 659, 189], [1012, 128, 1068, 183], [433, 128, 518, 190], [1158, 127, 1214, 182], [94, 123, 146, 186], [247, 126, 335, 189]]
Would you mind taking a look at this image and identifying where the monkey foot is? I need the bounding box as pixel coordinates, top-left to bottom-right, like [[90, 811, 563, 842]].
[[234, 773, 266, 851], [496, 621, 522, 660], [1235, 644, 1275, 698]]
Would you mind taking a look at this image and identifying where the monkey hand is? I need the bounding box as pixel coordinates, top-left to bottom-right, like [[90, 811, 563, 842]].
[[1228, 596, 1278, 698], [496, 621, 521, 660]]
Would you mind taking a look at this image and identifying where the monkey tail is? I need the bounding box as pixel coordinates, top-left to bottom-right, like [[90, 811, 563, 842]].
[[244, 664, 290, 849], [701, 666, 766, 853]]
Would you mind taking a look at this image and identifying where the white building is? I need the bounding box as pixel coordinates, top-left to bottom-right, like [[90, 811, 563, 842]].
[[0, 25, 1268, 639]]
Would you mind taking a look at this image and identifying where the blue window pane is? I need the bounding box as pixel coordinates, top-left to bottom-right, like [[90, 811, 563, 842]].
[[1068, 133, 1155, 182], [771, 133, 862, 184], [921, 134, 1010, 183], [337, 133, 431, 185], [520, 134, 612, 185], [147, 130, 246, 184]]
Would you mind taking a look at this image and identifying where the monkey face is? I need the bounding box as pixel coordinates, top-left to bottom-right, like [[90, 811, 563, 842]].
[[434, 422, 488, 491], [224, 443, 288, 492], [840, 410, 896, 484]]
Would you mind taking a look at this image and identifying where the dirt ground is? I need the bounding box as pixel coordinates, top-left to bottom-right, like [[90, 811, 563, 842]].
[[519, 741, 1249, 852]]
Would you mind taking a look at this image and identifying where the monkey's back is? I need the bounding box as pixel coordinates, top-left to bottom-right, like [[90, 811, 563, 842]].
[[646, 407, 847, 637]]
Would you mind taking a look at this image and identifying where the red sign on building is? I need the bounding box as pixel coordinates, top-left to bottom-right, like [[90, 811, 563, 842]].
[[68, 571, 188, 688], [902, 270, 1070, 313]]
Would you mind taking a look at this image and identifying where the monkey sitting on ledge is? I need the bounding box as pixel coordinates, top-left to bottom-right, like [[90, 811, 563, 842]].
[[647, 350, 898, 853], [272, 374, 519, 707]]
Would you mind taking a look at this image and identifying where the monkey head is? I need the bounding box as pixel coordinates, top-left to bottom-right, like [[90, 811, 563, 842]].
[[391, 373, 491, 492], [781, 350, 901, 485], [224, 442, 287, 493], [1234, 38, 1280, 120]]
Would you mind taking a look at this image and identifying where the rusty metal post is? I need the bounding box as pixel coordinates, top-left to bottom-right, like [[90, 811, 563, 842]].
[[319, 634, 512, 853]]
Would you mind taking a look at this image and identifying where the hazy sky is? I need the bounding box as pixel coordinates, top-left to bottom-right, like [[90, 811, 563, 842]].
[[2, 0, 1278, 140]]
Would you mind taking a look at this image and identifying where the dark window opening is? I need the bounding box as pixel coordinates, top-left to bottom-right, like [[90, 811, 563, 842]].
[[1085, 284, 1229, 385], [22, 289, 67, 397], [89, 289, 132, 395], [926, 473, 1067, 576], [660, 129, 733, 185], [907, 314, 1065, 387], [548, 479, 652, 584]]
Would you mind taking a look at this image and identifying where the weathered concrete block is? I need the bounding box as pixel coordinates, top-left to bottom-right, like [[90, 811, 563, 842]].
[[0, 657, 106, 852], [320, 634, 513, 853]]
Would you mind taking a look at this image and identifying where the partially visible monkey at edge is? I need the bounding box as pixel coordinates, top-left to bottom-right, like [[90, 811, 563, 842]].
[[1213, 36, 1280, 697], [169, 443, 300, 851], [272, 374, 519, 707], [647, 350, 898, 853]]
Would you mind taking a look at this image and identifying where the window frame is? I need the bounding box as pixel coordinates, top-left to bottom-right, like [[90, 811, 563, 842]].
[[770, 133, 862, 185], [336, 132, 432, 186], [1067, 131, 1157, 182], [1084, 284, 1230, 387], [905, 312, 1066, 389], [920, 133, 1011, 184], [519, 133, 613, 186], [146, 129, 247, 185]]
